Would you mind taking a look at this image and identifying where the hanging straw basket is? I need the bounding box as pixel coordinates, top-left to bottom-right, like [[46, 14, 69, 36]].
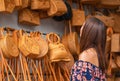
[[0, 28, 19, 58], [31, 0, 50, 10], [46, 32, 70, 62], [47, 0, 67, 16], [18, 30, 40, 57]]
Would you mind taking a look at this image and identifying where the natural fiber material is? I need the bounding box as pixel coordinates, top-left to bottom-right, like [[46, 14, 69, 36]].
[[68, 21, 80, 55], [72, 9, 85, 26], [46, 32, 60, 44], [81, 0, 99, 4], [111, 13, 120, 33], [18, 30, 40, 57], [46, 32, 70, 62], [0, 28, 19, 58], [0, 0, 15, 13], [14, 0, 22, 9], [115, 55, 120, 69], [31, 0, 50, 10], [18, 8, 40, 26], [111, 34, 120, 52], [100, 0, 120, 8], [94, 12, 115, 27], [31, 32, 48, 59], [47, 0, 67, 16]]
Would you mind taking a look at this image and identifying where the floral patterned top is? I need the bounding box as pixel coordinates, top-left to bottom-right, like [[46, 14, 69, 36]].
[[70, 60, 106, 81]]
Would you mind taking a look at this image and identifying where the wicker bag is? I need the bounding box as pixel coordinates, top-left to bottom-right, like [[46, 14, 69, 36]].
[[47, 0, 67, 16], [111, 13, 120, 33], [46, 32, 70, 62], [39, 11, 49, 19], [68, 21, 80, 55], [94, 12, 115, 27], [71, 2, 85, 26], [0, 28, 19, 58], [18, 8, 40, 26], [111, 34, 120, 52], [31, 0, 50, 10], [30, 32, 48, 59], [18, 30, 40, 57], [81, 0, 100, 5], [0, 0, 15, 13], [14, 0, 22, 9], [22, 0, 30, 8]]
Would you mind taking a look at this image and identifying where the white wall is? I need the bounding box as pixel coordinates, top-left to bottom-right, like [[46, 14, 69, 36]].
[[0, 11, 65, 36]]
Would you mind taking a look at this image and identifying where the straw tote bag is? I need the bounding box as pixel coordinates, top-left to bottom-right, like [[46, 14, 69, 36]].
[[31, 0, 50, 10], [0, 28, 19, 58], [111, 34, 120, 52], [47, 0, 67, 16], [81, 0, 99, 5], [68, 21, 80, 55], [111, 13, 120, 33], [30, 31, 48, 59], [21, 0, 30, 8], [18, 30, 40, 57], [94, 12, 115, 27], [46, 32, 70, 62], [0, 0, 15, 13], [14, 0, 22, 9], [18, 8, 40, 26], [71, 1, 85, 26]]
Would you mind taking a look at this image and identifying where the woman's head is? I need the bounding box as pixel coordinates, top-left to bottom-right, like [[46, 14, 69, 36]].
[[80, 17, 107, 71]]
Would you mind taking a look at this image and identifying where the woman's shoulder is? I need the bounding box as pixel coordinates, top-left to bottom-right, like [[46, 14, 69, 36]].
[[79, 48, 99, 67]]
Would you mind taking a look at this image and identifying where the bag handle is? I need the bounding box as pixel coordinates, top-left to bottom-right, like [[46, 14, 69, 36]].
[[107, 53, 112, 76]]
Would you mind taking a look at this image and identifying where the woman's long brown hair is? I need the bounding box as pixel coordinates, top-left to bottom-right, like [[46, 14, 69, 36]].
[[80, 17, 107, 72]]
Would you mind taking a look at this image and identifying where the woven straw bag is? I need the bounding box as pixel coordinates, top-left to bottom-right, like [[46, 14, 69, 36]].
[[94, 12, 115, 27], [30, 31, 48, 59], [111, 34, 120, 52], [71, 2, 85, 26], [31, 0, 50, 10], [46, 32, 70, 62], [18, 30, 40, 57], [47, 0, 67, 16], [14, 0, 22, 9], [18, 8, 40, 26], [0, 28, 19, 58], [68, 21, 80, 55], [0, 0, 15, 13], [110, 13, 120, 33], [22, 0, 30, 8], [39, 11, 49, 19], [81, 0, 99, 4]]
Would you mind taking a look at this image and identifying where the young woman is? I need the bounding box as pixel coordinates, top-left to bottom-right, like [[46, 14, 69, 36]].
[[70, 17, 107, 81]]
